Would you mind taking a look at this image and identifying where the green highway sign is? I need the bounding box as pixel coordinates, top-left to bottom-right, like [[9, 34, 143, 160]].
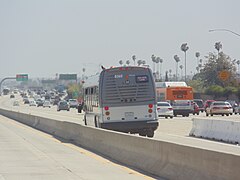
[[59, 74, 77, 80], [16, 74, 28, 81]]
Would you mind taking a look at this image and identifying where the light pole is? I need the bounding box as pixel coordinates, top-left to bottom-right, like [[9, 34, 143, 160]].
[[209, 29, 240, 37]]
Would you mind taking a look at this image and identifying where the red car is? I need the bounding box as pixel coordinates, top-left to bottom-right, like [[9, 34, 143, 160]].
[[192, 102, 200, 115], [204, 100, 215, 112]]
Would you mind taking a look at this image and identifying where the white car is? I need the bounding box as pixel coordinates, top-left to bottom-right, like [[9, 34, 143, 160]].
[[68, 99, 78, 108], [206, 101, 233, 116], [29, 100, 37, 106], [43, 100, 51, 108], [157, 102, 174, 119]]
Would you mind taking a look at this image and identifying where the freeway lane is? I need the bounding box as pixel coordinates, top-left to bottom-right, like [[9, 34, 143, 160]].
[[2, 95, 240, 139], [2, 95, 240, 149], [0, 95, 193, 138], [0, 115, 158, 180]]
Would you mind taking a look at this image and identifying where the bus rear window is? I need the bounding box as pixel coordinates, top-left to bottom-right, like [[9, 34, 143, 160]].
[[136, 75, 148, 83]]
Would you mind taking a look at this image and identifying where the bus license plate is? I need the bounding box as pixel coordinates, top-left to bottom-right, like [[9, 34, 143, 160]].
[[125, 112, 134, 119]]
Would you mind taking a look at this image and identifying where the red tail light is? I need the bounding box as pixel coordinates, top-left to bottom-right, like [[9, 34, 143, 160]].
[[157, 108, 160, 110], [104, 106, 109, 111], [148, 104, 153, 108], [168, 108, 173, 110], [223, 107, 230, 109], [148, 109, 153, 113]]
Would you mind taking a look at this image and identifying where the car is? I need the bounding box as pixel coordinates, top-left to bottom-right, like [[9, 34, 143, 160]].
[[57, 100, 70, 111], [157, 102, 173, 119], [206, 101, 233, 116], [29, 100, 37, 106], [68, 99, 78, 108], [43, 100, 51, 108], [23, 98, 30, 104], [36, 99, 44, 107], [191, 102, 200, 115], [225, 100, 239, 114], [171, 100, 192, 117], [13, 100, 19, 106], [193, 99, 204, 112], [204, 100, 215, 112], [10, 94, 15, 98]]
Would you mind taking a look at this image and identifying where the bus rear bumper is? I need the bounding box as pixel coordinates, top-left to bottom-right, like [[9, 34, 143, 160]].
[[101, 120, 159, 133]]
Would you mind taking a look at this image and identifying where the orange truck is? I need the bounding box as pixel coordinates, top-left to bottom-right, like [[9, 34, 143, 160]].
[[155, 82, 194, 116]]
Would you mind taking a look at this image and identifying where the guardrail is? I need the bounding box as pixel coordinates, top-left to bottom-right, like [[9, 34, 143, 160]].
[[0, 108, 240, 180], [190, 118, 240, 144]]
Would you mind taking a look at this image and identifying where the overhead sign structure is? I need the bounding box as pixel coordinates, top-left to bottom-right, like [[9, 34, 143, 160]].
[[59, 74, 77, 80], [16, 74, 28, 81], [218, 70, 230, 81]]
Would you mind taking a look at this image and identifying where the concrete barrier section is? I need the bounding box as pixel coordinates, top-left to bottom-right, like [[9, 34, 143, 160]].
[[190, 118, 240, 144], [1, 108, 240, 180]]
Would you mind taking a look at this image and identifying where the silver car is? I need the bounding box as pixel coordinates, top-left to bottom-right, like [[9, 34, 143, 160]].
[[57, 100, 70, 111], [157, 102, 174, 119]]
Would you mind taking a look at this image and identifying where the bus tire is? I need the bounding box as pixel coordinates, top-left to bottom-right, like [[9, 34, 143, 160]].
[[139, 129, 147, 137], [94, 115, 99, 127], [147, 129, 154, 138], [84, 115, 87, 125]]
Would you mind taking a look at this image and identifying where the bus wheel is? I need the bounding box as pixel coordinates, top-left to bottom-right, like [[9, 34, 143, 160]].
[[84, 115, 87, 125], [147, 129, 154, 138], [139, 130, 147, 137], [94, 115, 99, 127]]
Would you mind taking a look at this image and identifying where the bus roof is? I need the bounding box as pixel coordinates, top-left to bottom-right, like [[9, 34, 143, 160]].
[[155, 81, 187, 88]]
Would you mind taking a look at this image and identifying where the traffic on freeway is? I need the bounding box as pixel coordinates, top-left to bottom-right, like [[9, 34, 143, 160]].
[[1, 90, 240, 142]]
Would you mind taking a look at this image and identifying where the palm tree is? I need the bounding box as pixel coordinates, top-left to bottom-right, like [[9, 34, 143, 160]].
[[195, 52, 200, 73], [126, 60, 130, 66], [174, 55, 180, 81], [155, 57, 160, 81], [159, 58, 163, 81], [215, 42, 222, 59], [137, 60, 142, 66], [215, 42, 222, 54], [181, 43, 189, 82], [151, 54, 156, 78], [169, 69, 172, 81], [119, 60, 123, 66], [236, 60, 240, 74], [132, 55, 136, 66], [179, 65, 183, 80]]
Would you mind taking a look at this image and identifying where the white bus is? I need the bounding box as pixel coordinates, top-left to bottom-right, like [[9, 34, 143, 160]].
[[83, 66, 159, 137]]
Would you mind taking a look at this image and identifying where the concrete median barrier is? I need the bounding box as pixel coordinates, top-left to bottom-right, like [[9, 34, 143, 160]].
[[1, 108, 240, 180], [190, 118, 240, 144]]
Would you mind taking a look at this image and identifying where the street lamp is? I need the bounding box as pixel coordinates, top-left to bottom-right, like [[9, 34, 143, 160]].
[[209, 29, 240, 37]]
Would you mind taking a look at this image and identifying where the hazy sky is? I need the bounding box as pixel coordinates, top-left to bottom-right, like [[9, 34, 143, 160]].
[[0, 0, 240, 79]]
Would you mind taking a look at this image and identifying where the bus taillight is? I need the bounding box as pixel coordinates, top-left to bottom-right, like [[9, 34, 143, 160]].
[[104, 106, 109, 111], [148, 104, 153, 108], [105, 111, 110, 116], [148, 109, 153, 113]]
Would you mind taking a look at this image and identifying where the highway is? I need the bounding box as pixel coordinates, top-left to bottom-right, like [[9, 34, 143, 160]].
[[1, 95, 240, 179]]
